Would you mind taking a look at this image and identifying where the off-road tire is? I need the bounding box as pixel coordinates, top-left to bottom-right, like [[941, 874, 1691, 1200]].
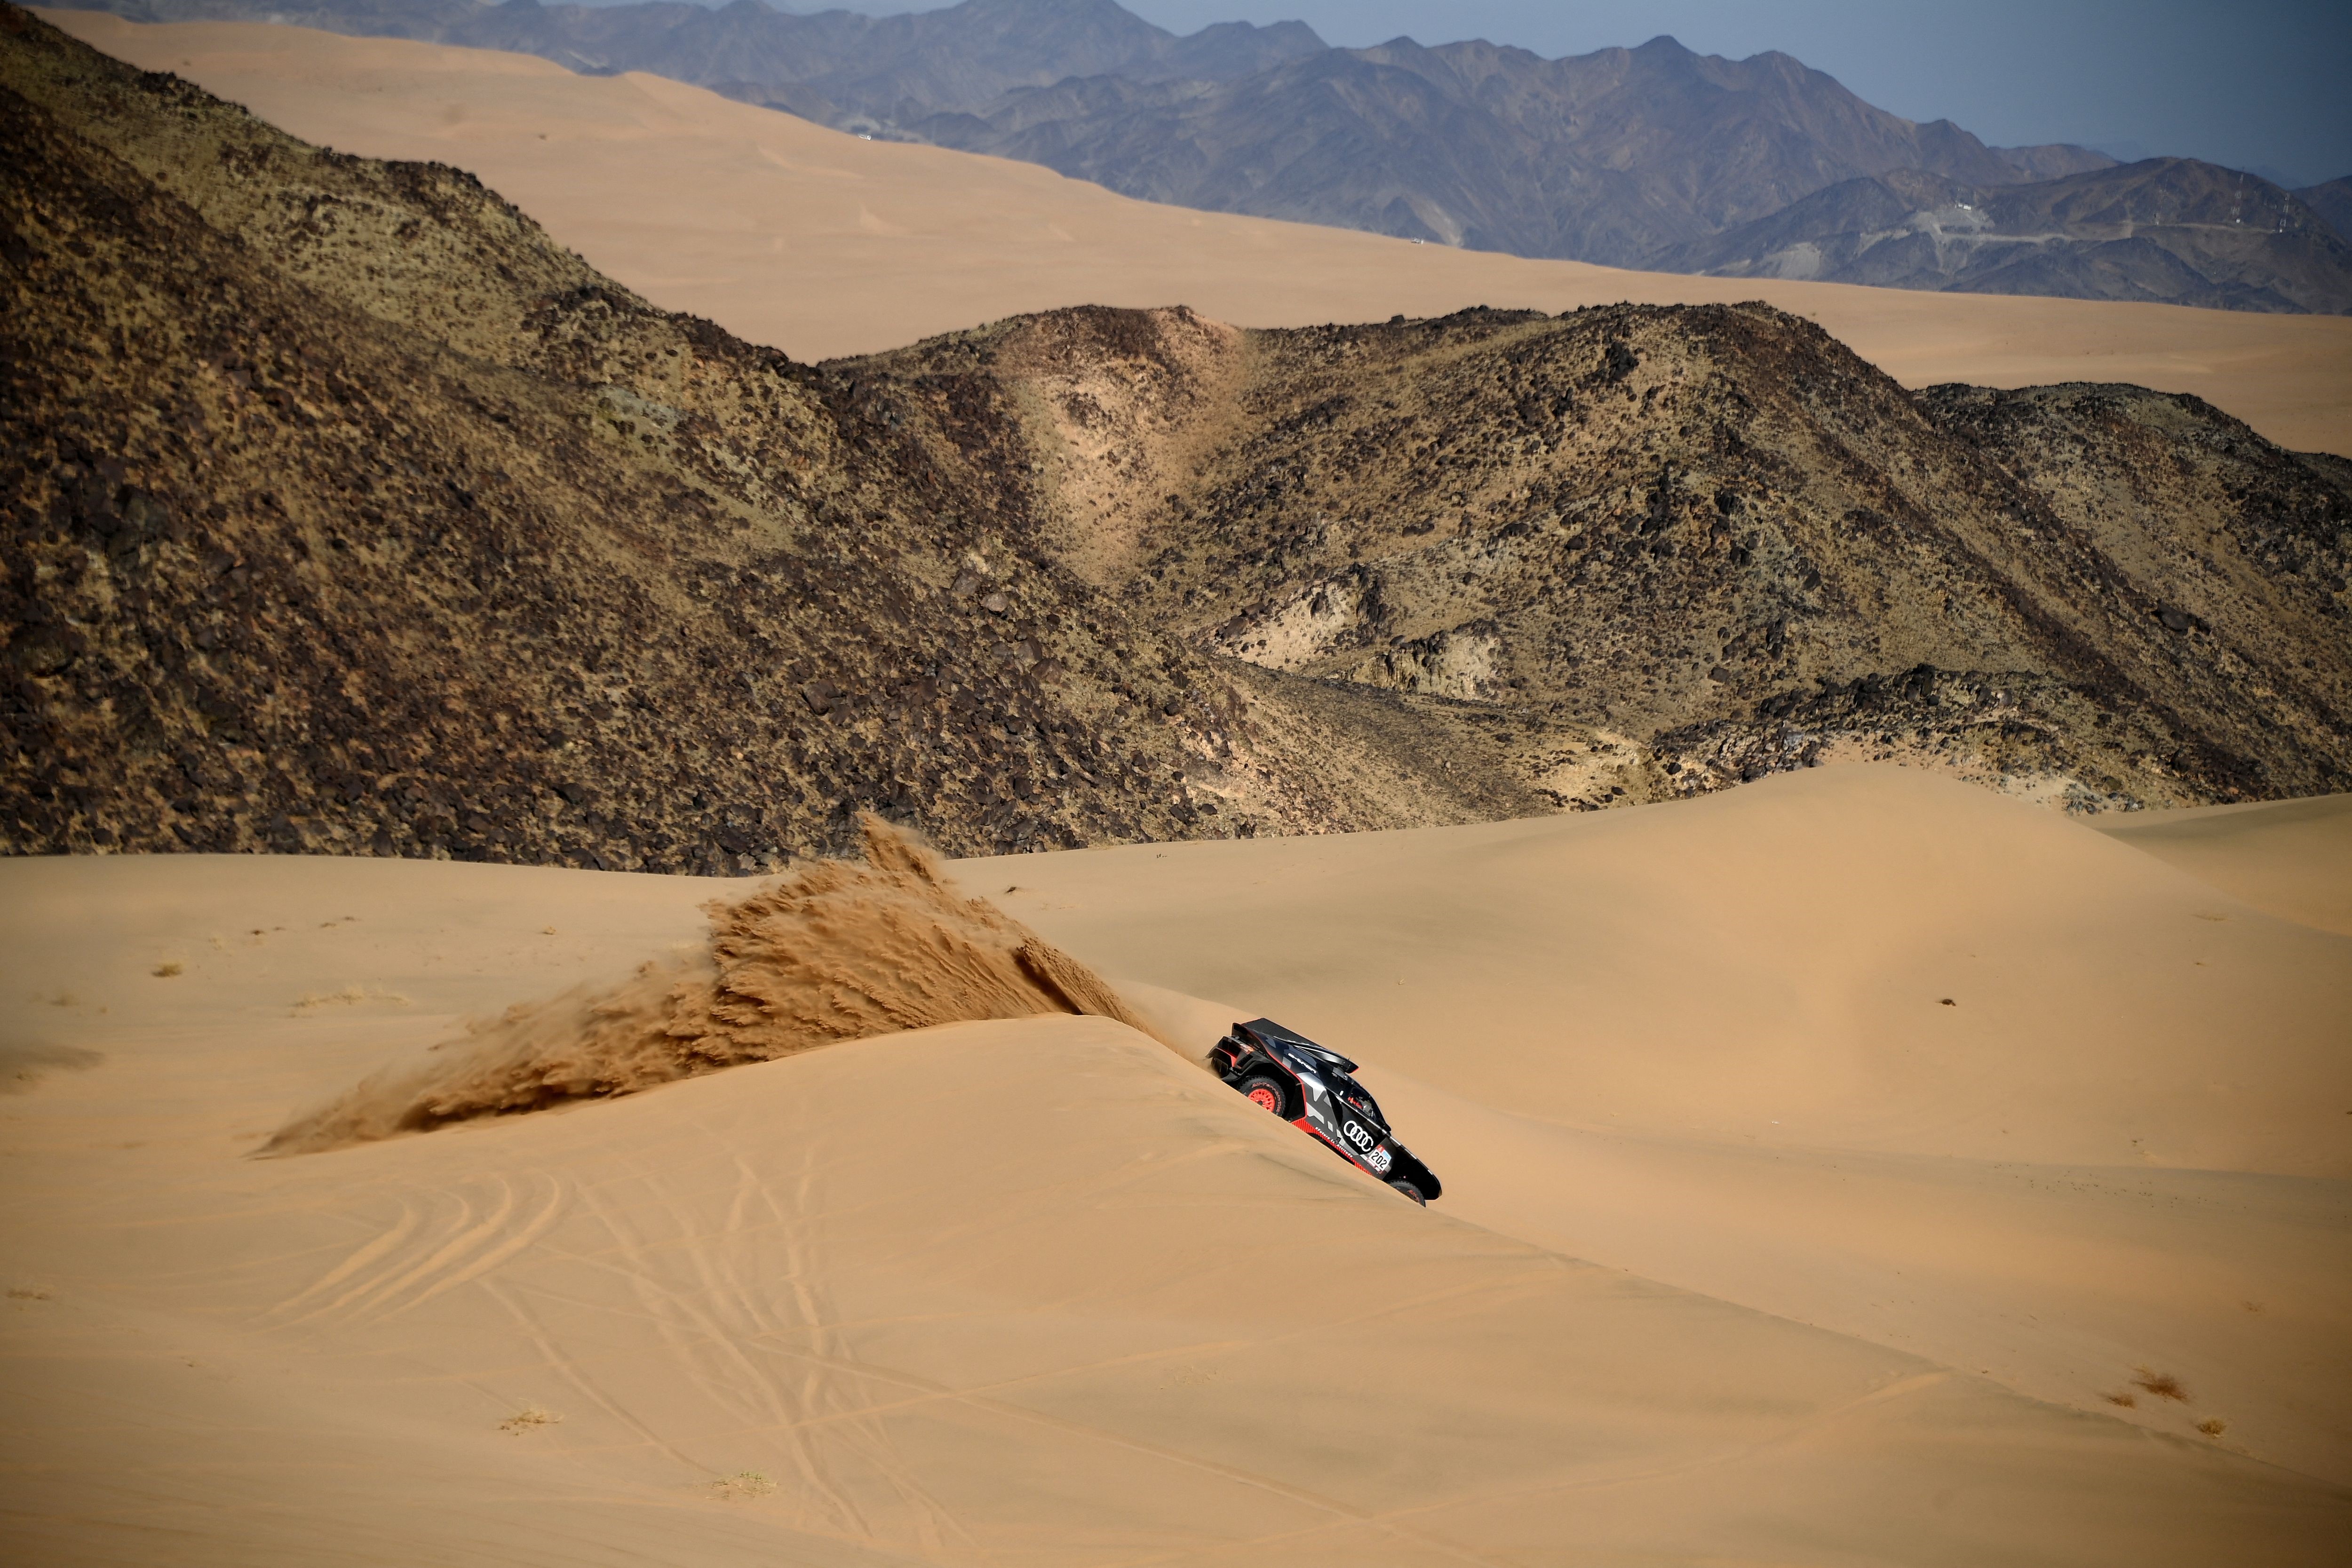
[[1388, 1179, 1428, 1205], [1237, 1075, 1289, 1118]]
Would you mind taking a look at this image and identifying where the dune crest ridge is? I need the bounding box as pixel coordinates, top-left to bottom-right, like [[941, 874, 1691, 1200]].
[[263, 816, 1160, 1153]]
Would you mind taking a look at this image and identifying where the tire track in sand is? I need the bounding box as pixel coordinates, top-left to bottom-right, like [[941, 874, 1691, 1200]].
[[267, 1173, 568, 1326]]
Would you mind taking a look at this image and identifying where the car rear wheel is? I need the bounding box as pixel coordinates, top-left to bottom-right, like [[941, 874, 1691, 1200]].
[[1388, 1179, 1427, 1205], [1237, 1075, 1288, 1117]]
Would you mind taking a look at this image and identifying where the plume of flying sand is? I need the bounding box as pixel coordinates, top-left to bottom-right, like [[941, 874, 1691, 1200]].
[[263, 816, 1165, 1153]]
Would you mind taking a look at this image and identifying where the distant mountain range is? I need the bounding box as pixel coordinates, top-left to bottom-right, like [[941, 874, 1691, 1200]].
[[1652, 159, 2352, 315], [54, 0, 2352, 313], [912, 32, 2108, 265]]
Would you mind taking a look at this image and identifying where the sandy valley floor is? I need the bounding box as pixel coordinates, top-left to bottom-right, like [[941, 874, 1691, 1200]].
[[3, 766, 2346, 1564], [40, 9, 2352, 458]]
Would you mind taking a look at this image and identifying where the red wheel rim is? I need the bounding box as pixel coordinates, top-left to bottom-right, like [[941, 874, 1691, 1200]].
[[1246, 1085, 1282, 1114]]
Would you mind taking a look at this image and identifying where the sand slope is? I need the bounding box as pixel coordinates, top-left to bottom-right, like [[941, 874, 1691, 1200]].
[[40, 10, 2352, 457], [2094, 794, 2352, 937], [3, 765, 2347, 1562], [974, 766, 2352, 1488], [983, 768, 2352, 1178]]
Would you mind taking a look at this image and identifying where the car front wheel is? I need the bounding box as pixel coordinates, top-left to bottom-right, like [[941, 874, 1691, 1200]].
[[1236, 1075, 1288, 1117], [1388, 1179, 1427, 1205]]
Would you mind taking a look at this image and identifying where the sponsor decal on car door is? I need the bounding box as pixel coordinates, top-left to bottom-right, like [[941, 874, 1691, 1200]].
[[1341, 1118, 1393, 1172]]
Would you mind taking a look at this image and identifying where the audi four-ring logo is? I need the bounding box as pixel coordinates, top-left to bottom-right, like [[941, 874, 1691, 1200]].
[[1342, 1120, 1376, 1151]]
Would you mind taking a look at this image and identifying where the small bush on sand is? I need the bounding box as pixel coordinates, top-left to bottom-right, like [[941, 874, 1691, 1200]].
[[2132, 1369, 2189, 1401], [713, 1472, 776, 1500], [499, 1405, 561, 1433]]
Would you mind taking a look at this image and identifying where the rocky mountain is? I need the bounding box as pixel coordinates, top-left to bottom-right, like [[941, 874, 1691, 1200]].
[[2296, 176, 2352, 244], [1652, 159, 2352, 314], [843, 303, 2352, 815], [52, 0, 1326, 129], [8, 7, 2349, 873], [0, 4, 1526, 869]]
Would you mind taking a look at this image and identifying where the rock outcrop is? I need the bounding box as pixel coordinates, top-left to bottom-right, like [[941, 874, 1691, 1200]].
[[849, 302, 2352, 813]]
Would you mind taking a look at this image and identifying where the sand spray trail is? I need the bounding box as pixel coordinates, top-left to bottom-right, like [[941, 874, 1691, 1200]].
[[265, 816, 1166, 1153]]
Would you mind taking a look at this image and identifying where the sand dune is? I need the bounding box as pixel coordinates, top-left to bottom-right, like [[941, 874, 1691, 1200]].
[[40, 9, 2352, 457], [971, 765, 2352, 1488], [981, 768, 2351, 1178], [3, 765, 2346, 1562], [2094, 793, 2352, 937]]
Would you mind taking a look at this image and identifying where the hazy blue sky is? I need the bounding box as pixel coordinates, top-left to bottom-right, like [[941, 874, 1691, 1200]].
[[774, 0, 2352, 187]]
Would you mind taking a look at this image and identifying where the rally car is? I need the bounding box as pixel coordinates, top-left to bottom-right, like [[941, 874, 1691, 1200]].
[[1210, 1018, 1441, 1204]]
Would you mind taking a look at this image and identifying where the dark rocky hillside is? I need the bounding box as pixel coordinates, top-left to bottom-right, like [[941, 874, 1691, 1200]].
[[2296, 176, 2352, 245], [845, 303, 2352, 813], [0, 6, 1529, 867], [1656, 159, 2352, 315], [7, 6, 2349, 875]]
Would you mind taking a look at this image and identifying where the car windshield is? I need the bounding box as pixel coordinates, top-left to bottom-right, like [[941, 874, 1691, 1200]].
[[1330, 1075, 1383, 1125]]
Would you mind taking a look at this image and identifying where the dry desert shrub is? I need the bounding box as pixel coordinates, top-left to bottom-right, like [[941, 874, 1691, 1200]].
[[713, 1472, 776, 1500], [291, 985, 410, 1015], [498, 1405, 561, 1433], [2133, 1369, 2190, 1402], [263, 816, 1164, 1154], [2197, 1418, 2229, 1438]]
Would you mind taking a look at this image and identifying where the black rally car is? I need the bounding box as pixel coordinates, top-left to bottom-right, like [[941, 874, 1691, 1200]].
[[1211, 1019, 1442, 1204]]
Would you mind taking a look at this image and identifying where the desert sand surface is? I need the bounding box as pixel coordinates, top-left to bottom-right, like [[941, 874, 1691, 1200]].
[[4, 765, 2348, 1564], [2093, 793, 2352, 937], [40, 9, 2352, 457]]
